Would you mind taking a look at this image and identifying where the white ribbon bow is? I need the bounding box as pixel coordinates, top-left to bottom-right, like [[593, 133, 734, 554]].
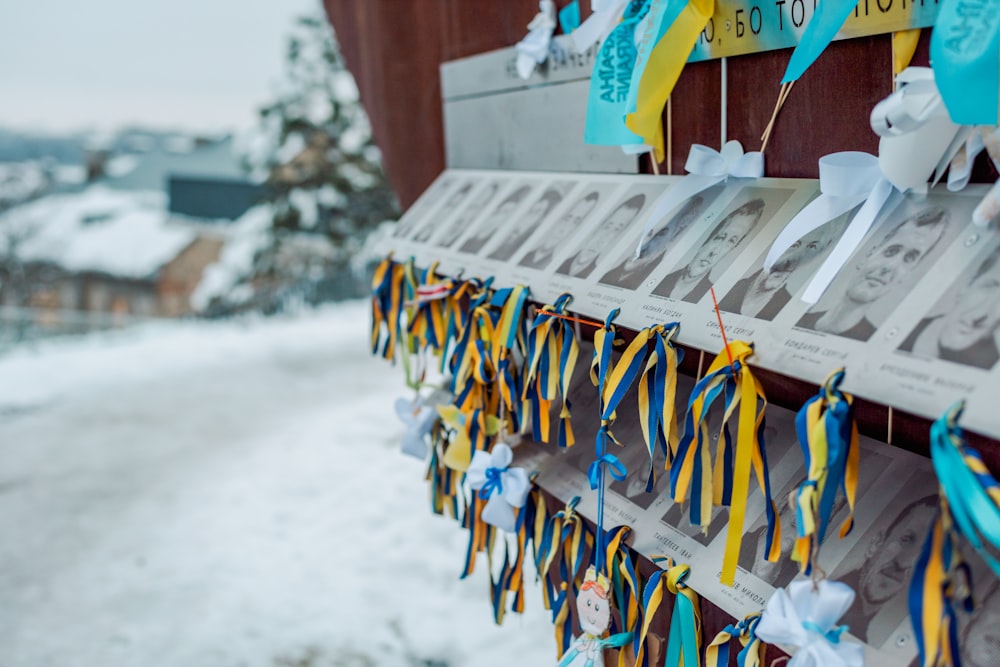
[[765, 152, 898, 305], [633, 141, 763, 259], [515, 1, 558, 79], [466, 443, 531, 532], [393, 396, 439, 459], [567, 0, 629, 53], [755, 580, 865, 667], [870, 67, 967, 193]]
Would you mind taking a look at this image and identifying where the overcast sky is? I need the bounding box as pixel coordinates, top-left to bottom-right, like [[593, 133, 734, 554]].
[[0, 0, 319, 134]]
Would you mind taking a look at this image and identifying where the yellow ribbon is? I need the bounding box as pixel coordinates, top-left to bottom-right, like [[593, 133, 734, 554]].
[[625, 0, 714, 161]]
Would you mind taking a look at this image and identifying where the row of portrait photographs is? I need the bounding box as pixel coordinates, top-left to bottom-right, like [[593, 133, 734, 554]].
[[397, 174, 1000, 377]]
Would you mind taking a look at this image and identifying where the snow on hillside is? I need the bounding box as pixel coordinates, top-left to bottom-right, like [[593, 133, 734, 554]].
[[0, 302, 556, 666]]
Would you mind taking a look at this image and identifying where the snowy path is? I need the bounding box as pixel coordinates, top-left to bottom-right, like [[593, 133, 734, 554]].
[[0, 302, 554, 667]]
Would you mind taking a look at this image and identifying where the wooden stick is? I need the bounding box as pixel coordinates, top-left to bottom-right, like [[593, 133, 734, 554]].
[[760, 80, 795, 154], [666, 96, 673, 175]]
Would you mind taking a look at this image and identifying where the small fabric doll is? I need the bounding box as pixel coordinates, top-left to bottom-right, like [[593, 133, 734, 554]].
[[558, 566, 632, 667]]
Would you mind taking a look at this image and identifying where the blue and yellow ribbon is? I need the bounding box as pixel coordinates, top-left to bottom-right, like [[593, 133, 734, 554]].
[[910, 401, 997, 667], [524, 294, 580, 448], [791, 368, 859, 576], [604, 526, 642, 659], [590, 310, 658, 574], [635, 563, 702, 667], [670, 341, 779, 587], [638, 322, 683, 491], [370, 254, 409, 361], [536, 496, 596, 656], [704, 612, 764, 667]]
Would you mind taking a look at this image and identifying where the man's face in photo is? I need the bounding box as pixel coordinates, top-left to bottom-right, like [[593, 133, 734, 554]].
[[847, 215, 945, 305], [635, 199, 700, 263], [687, 208, 759, 279], [939, 257, 1000, 353], [762, 220, 840, 290], [859, 500, 936, 605], [540, 194, 599, 253], [573, 202, 642, 267]]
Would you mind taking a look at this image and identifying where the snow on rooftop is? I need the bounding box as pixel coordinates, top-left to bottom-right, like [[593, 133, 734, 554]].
[[1, 186, 196, 279], [190, 204, 273, 311]]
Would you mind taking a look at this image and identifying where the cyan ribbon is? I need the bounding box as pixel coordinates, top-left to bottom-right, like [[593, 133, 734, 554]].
[[802, 621, 848, 644], [559, 0, 581, 33], [584, 0, 651, 148], [931, 0, 1000, 124], [781, 0, 861, 84], [588, 452, 629, 489]]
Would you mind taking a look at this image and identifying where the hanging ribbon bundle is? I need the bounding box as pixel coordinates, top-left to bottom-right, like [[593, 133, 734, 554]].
[[632, 143, 764, 260], [704, 612, 765, 667], [370, 254, 409, 362], [584, 0, 651, 151], [589, 310, 654, 568], [637, 322, 683, 491], [764, 152, 898, 305], [491, 485, 547, 625], [406, 261, 451, 363], [426, 435, 464, 521], [490, 285, 532, 436], [670, 341, 780, 586], [624, 0, 715, 162], [536, 496, 597, 655], [524, 294, 581, 448], [603, 526, 643, 658], [910, 402, 1000, 667], [634, 563, 702, 667], [790, 369, 859, 577]]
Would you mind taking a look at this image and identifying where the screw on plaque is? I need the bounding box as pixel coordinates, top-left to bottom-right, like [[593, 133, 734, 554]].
[[965, 233, 980, 247]]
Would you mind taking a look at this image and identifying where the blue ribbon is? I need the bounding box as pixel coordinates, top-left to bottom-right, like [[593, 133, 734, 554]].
[[479, 466, 504, 500]]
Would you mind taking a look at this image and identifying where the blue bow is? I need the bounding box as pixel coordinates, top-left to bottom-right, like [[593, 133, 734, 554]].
[[479, 466, 504, 500], [588, 453, 628, 490]]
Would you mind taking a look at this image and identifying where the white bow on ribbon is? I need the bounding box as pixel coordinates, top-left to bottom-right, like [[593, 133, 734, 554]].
[[871, 67, 968, 193], [633, 141, 763, 259], [515, 1, 558, 80], [764, 152, 898, 305], [567, 0, 629, 53], [393, 396, 439, 460], [466, 443, 531, 532], [755, 580, 865, 667]]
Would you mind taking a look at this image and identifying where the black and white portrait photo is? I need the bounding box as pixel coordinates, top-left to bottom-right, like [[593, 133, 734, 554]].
[[737, 437, 890, 589], [458, 183, 533, 254], [607, 419, 668, 512], [830, 470, 939, 647], [518, 184, 614, 271], [555, 184, 665, 280], [898, 241, 1000, 370], [411, 181, 473, 243], [434, 180, 502, 248], [394, 177, 453, 238], [599, 185, 724, 291], [796, 197, 968, 341], [488, 181, 574, 261], [652, 187, 793, 303], [719, 211, 851, 321]]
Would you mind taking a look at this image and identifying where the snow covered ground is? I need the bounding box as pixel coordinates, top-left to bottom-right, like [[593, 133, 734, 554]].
[[0, 301, 555, 666]]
